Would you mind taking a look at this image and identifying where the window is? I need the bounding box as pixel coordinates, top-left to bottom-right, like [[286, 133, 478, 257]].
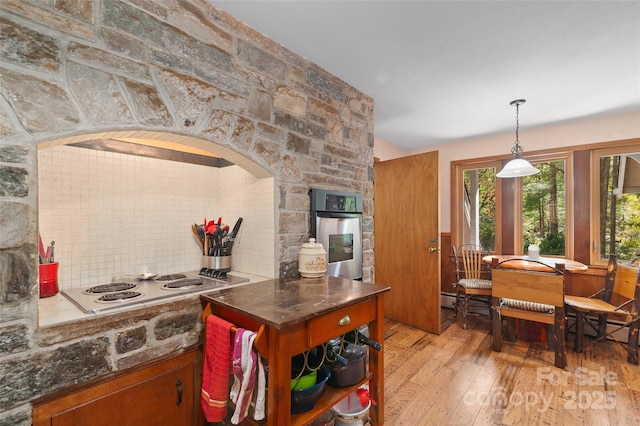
[[454, 155, 571, 257], [454, 161, 501, 252], [520, 158, 570, 256], [591, 145, 640, 265], [454, 140, 640, 266]]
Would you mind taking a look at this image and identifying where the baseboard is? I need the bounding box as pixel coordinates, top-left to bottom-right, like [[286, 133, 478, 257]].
[[441, 292, 490, 316], [441, 292, 455, 310]]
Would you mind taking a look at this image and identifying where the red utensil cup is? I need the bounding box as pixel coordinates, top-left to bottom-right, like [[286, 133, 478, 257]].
[[39, 262, 59, 298]]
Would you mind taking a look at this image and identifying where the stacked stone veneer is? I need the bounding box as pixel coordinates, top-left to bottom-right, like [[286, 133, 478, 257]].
[[0, 1, 374, 423]]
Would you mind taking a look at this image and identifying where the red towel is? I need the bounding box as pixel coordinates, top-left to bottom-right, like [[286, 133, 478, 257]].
[[201, 315, 234, 423]]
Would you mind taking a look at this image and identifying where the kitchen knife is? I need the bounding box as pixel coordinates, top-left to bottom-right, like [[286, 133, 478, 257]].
[[191, 224, 204, 254], [38, 233, 46, 263], [203, 217, 209, 256], [230, 218, 243, 239], [225, 218, 243, 254], [218, 226, 229, 256]]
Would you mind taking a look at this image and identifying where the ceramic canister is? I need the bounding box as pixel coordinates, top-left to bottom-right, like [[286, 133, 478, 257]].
[[298, 238, 327, 278]]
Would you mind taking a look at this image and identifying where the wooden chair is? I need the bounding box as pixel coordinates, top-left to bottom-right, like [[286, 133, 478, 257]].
[[490, 258, 567, 369], [565, 256, 640, 364], [452, 244, 492, 329], [564, 254, 617, 344]]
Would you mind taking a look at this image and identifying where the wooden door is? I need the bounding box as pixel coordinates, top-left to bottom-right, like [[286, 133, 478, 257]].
[[374, 151, 441, 333]]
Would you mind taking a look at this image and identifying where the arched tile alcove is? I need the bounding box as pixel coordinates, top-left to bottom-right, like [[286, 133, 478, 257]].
[[37, 131, 277, 292]]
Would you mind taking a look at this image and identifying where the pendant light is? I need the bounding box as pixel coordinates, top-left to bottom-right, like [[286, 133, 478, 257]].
[[496, 99, 540, 178]]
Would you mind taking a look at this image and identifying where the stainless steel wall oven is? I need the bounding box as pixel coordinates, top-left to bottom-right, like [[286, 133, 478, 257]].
[[310, 189, 363, 280]]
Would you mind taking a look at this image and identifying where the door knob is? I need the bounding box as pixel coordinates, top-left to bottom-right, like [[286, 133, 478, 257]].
[[428, 247, 437, 253]]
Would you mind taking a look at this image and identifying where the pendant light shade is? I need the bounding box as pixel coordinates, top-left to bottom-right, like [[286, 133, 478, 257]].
[[496, 157, 540, 178], [496, 99, 540, 178]]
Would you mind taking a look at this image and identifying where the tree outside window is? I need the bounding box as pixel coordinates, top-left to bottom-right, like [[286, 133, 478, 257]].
[[597, 152, 640, 262], [462, 166, 497, 251], [522, 160, 566, 256]]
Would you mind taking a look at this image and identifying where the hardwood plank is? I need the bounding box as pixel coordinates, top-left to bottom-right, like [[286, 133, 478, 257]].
[[383, 309, 639, 426], [383, 380, 423, 424], [384, 337, 445, 398], [461, 351, 521, 425], [420, 352, 488, 424], [598, 352, 639, 426], [548, 349, 588, 425], [619, 361, 640, 423]]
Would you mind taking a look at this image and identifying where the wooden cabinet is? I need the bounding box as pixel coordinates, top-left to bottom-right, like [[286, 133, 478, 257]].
[[32, 348, 202, 426], [200, 276, 390, 426]]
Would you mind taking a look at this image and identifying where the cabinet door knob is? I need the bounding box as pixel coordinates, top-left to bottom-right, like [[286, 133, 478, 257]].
[[175, 379, 183, 406], [338, 315, 351, 326]]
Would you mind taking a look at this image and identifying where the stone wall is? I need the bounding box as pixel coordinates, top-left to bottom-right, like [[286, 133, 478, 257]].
[[0, 0, 374, 423]]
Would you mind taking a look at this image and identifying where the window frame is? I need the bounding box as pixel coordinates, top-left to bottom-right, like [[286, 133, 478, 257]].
[[452, 160, 503, 253], [590, 143, 640, 266], [452, 138, 640, 267], [453, 153, 573, 257], [513, 152, 574, 257]]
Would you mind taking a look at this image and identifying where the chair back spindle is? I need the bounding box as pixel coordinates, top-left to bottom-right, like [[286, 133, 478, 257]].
[[452, 244, 492, 329], [460, 244, 486, 280]]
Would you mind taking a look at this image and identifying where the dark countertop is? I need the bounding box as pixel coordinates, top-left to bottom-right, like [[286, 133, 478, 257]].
[[200, 275, 390, 329]]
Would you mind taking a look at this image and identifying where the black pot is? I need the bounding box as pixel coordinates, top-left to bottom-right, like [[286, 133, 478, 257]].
[[325, 344, 366, 388]]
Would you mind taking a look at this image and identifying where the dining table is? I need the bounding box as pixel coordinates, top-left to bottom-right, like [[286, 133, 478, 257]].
[[482, 254, 588, 272]]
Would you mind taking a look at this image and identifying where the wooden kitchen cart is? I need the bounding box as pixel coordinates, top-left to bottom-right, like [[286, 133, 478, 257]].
[[200, 276, 390, 426]]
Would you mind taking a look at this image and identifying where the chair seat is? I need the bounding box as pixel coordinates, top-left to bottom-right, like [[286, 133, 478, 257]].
[[456, 278, 492, 290], [565, 295, 632, 321], [501, 298, 555, 313]]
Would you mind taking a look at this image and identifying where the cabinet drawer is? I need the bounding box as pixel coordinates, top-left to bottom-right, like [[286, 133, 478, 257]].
[[308, 298, 376, 347]]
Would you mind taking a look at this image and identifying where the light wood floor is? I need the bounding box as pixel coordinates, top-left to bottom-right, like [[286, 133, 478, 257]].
[[383, 309, 640, 425]]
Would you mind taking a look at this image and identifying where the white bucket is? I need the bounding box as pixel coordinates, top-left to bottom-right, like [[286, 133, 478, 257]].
[[333, 392, 370, 426]]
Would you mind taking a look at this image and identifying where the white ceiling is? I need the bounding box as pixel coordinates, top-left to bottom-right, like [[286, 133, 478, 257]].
[[211, 1, 640, 151]]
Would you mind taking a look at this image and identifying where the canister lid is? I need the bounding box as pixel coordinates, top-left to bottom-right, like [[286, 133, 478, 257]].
[[302, 238, 322, 248]]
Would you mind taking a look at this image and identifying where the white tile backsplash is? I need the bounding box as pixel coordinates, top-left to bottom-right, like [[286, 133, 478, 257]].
[[213, 165, 276, 275], [38, 145, 276, 289]]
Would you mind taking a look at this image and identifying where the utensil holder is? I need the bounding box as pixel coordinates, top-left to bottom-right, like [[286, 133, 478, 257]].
[[39, 262, 59, 298], [202, 255, 231, 272]]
